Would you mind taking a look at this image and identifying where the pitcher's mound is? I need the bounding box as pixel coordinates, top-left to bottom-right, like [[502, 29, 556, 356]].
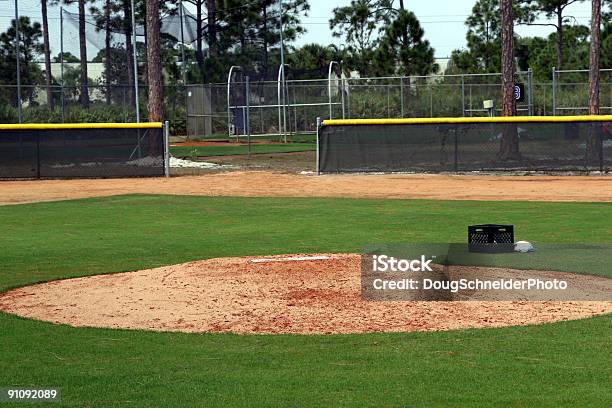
[[0, 254, 610, 334]]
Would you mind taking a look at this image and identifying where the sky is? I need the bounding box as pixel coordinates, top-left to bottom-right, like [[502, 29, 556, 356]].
[[0, 0, 597, 61], [298, 0, 595, 58]]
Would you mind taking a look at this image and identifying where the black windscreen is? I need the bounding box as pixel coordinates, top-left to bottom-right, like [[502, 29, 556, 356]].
[[0, 127, 164, 179], [319, 121, 611, 173]]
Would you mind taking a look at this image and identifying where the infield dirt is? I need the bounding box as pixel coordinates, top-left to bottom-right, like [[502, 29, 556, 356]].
[[0, 171, 611, 205]]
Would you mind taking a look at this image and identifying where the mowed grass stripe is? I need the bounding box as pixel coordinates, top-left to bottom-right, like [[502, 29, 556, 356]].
[[170, 143, 315, 157], [0, 195, 610, 407]]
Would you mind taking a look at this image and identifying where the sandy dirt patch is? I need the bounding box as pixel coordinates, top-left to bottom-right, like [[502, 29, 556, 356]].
[[0, 254, 609, 334], [0, 171, 611, 205]]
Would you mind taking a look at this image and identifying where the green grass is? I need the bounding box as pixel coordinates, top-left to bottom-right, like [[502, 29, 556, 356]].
[[170, 142, 315, 158], [0, 195, 610, 407], [180, 133, 317, 143]]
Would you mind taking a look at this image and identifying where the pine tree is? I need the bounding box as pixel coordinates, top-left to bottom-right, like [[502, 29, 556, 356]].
[[146, 0, 163, 122], [499, 0, 520, 161], [522, 0, 585, 69]]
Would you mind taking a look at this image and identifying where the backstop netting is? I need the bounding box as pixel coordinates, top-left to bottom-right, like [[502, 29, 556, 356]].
[[0, 123, 165, 179], [318, 116, 612, 173]]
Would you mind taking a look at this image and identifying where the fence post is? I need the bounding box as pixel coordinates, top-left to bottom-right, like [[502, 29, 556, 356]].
[[461, 75, 465, 117], [246, 76, 251, 157], [600, 127, 604, 172], [346, 79, 351, 118], [277, 66, 283, 140], [228, 65, 241, 139], [552, 66, 556, 116], [527, 68, 533, 116], [60, 7, 65, 123], [341, 78, 346, 119], [123, 86, 127, 122], [241, 106, 246, 138], [469, 84, 472, 116], [430, 86, 433, 117], [283, 80, 290, 141], [278, 64, 288, 143], [387, 85, 391, 118], [454, 129, 458, 172], [328, 62, 335, 119], [163, 120, 170, 177], [400, 77, 404, 118], [316, 117, 321, 175], [293, 85, 298, 133]]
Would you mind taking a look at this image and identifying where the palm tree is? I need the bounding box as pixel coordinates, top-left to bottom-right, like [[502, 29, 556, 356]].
[[588, 0, 602, 168], [588, 0, 601, 115], [499, 0, 520, 160], [500, 0, 516, 118], [146, 0, 162, 122]]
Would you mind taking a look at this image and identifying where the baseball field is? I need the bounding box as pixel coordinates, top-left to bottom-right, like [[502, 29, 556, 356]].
[[0, 171, 611, 407]]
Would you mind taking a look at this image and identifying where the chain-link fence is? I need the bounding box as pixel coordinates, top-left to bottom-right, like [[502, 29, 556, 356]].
[[342, 72, 533, 119], [0, 83, 186, 130], [552, 69, 612, 115], [185, 84, 227, 138], [3, 68, 612, 141], [223, 78, 333, 140]]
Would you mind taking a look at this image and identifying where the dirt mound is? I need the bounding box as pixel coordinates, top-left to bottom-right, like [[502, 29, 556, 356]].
[[0, 254, 610, 334]]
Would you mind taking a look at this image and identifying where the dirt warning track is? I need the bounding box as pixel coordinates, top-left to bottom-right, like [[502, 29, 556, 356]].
[[1, 171, 611, 205]]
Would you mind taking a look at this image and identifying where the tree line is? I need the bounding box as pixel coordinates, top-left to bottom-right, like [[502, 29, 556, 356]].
[[0, 0, 611, 119]]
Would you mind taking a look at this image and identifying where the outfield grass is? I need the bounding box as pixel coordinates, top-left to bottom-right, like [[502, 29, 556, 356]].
[[170, 142, 315, 158], [0, 195, 610, 407]]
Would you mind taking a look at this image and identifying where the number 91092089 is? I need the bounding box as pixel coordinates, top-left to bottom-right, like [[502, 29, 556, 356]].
[[1, 388, 60, 402]]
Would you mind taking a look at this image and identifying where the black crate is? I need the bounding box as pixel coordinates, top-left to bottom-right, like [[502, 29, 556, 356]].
[[468, 224, 514, 253]]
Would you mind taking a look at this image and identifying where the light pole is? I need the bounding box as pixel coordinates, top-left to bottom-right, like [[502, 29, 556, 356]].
[[278, 0, 285, 74], [179, 0, 187, 85], [227, 66, 242, 138], [277, 64, 289, 142], [278, 0, 287, 142], [131, 0, 140, 122], [60, 7, 65, 122], [13, 0, 22, 123], [328, 61, 338, 119]]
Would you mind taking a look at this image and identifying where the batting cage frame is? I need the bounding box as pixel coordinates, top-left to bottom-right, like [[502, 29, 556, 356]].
[[0, 122, 170, 179], [316, 115, 612, 174]]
